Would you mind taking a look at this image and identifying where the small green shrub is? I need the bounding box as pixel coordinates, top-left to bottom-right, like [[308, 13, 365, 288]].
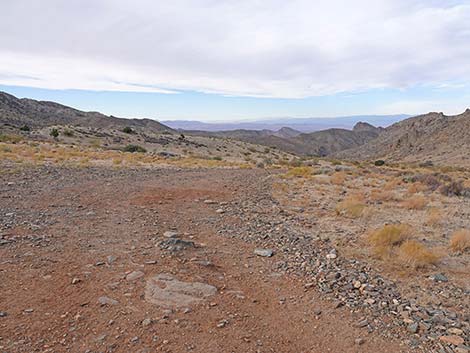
[[19, 125, 30, 132], [122, 127, 135, 134], [123, 144, 146, 153], [374, 160, 385, 166], [50, 128, 59, 139]]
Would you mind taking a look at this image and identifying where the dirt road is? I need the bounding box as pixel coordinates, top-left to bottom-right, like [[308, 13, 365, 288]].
[[0, 166, 408, 352]]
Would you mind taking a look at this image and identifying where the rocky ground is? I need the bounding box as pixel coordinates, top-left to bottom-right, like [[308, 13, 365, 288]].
[[0, 163, 468, 353]]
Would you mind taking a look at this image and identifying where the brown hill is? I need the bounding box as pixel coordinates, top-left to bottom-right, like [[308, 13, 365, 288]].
[[336, 110, 470, 166], [0, 91, 172, 133], [188, 122, 382, 156]]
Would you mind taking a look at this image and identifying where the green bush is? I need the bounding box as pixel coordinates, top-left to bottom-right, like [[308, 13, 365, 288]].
[[374, 160, 385, 166], [19, 125, 30, 132], [123, 144, 146, 153], [50, 128, 59, 139], [122, 127, 134, 134]]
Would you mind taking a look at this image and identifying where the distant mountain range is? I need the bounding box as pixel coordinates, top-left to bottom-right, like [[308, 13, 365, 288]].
[[186, 122, 383, 156], [162, 115, 409, 133], [3, 90, 470, 166]]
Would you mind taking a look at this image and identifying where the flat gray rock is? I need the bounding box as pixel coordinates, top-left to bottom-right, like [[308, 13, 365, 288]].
[[163, 231, 179, 238], [254, 248, 274, 257], [126, 270, 144, 281], [145, 273, 217, 308], [98, 296, 118, 306]]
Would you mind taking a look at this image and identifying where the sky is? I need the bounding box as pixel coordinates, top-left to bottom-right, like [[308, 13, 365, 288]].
[[1, 0, 470, 122]]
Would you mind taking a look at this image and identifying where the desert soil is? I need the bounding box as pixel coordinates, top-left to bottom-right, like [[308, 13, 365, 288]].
[[0, 165, 411, 353]]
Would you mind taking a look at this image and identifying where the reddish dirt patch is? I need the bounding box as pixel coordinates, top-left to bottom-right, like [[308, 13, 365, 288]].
[[0, 167, 408, 352]]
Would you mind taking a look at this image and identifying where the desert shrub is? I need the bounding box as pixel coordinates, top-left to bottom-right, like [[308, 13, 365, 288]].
[[419, 160, 434, 168], [402, 195, 427, 210], [122, 126, 135, 134], [407, 182, 427, 195], [49, 128, 59, 139], [263, 158, 273, 166], [411, 174, 442, 191], [285, 166, 312, 178], [374, 160, 385, 166], [331, 171, 347, 185], [367, 224, 412, 258], [211, 156, 222, 161], [449, 229, 470, 252], [439, 180, 464, 197], [370, 189, 399, 202], [335, 194, 366, 218], [19, 125, 30, 132], [63, 129, 74, 137], [398, 240, 440, 269], [256, 161, 265, 169], [0, 134, 22, 143], [425, 208, 442, 227], [384, 178, 402, 191], [330, 159, 342, 166], [123, 144, 147, 153], [288, 158, 302, 168]]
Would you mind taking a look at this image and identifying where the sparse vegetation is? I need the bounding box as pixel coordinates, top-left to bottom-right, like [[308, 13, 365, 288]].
[[331, 171, 347, 185], [449, 229, 470, 252], [285, 166, 312, 178], [439, 180, 465, 197], [425, 208, 442, 227], [50, 128, 59, 139], [335, 194, 366, 218], [63, 129, 74, 137], [374, 160, 385, 166], [366, 224, 412, 258], [397, 240, 440, 269], [402, 195, 427, 210], [122, 126, 135, 134], [19, 125, 30, 132], [123, 144, 147, 153]]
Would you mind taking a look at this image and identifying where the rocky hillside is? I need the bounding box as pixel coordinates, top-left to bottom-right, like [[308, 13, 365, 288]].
[[337, 110, 470, 166], [0, 91, 172, 133], [188, 122, 383, 156]]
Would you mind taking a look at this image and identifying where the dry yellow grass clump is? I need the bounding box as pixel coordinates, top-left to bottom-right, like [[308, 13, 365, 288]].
[[398, 240, 440, 269], [402, 195, 428, 210], [335, 194, 366, 218], [330, 171, 347, 185], [425, 208, 442, 227], [370, 189, 399, 202], [284, 166, 312, 178], [366, 224, 440, 268], [449, 229, 470, 252], [407, 182, 428, 195], [367, 224, 412, 257]]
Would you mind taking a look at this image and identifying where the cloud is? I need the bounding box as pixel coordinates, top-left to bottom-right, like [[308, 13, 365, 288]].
[[1, 0, 470, 98]]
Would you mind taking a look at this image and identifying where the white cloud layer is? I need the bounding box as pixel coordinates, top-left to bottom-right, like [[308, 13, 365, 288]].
[[1, 0, 470, 98]]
